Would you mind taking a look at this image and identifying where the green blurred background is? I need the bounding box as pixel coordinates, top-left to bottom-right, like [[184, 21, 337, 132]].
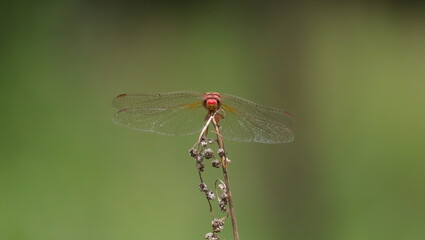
[[1, 1, 424, 240]]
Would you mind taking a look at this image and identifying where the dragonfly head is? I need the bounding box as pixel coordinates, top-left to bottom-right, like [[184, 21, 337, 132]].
[[203, 92, 222, 112]]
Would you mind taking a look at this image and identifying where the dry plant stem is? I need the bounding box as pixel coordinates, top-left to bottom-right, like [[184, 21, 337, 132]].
[[193, 115, 215, 149], [212, 118, 240, 240], [195, 118, 214, 212], [199, 170, 213, 212]]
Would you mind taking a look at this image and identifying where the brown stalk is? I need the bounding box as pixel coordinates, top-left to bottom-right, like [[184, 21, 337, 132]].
[[212, 117, 240, 240]]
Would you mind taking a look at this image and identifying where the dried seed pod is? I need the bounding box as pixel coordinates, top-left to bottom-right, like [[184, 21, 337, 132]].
[[199, 183, 208, 192], [205, 232, 213, 239], [189, 148, 198, 158], [196, 162, 205, 172], [205, 232, 219, 240], [212, 159, 221, 168], [217, 148, 225, 157], [200, 139, 208, 147], [220, 192, 228, 199], [203, 148, 213, 159], [211, 218, 225, 233], [206, 190, 215, 200], [196, 154, 204, 163], [219, 202, 227, 212]]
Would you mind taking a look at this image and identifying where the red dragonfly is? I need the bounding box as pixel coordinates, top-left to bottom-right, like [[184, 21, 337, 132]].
[[112, 92, 294, 144]]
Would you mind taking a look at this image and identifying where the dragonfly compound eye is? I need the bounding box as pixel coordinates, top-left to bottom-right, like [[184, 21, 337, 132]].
[[205, 98, 220, 111], [206, 99, 217, 105]]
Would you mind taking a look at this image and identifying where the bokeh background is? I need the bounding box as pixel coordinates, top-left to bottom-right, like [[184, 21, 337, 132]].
[[1, 1, 425, 240]]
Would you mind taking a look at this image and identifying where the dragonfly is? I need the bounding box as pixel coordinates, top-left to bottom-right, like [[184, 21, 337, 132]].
[[112, 92, 294, 144]]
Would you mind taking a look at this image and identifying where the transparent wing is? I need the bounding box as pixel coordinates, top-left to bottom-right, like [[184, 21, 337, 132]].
[[219, 94, 295, 143], [112, 92, 207, 135]]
